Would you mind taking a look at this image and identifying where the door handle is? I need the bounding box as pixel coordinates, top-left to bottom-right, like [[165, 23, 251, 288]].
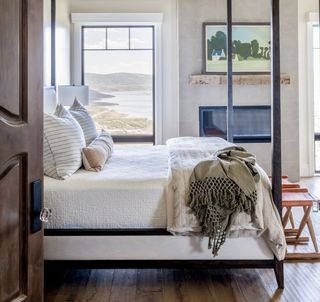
[[40, 208, 52, 223], [31, 180, 52, 233]]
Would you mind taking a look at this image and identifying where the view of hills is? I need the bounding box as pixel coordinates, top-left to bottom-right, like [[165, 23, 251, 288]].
[[85, 72, 152, 92]]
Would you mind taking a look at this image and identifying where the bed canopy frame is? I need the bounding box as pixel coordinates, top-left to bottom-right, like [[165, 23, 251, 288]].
[[45, 0, 284, 289]]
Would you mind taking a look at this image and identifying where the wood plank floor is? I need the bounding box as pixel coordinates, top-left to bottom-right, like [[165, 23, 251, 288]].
[[44, 265, 320, 302], [44, 177, 320, 302]]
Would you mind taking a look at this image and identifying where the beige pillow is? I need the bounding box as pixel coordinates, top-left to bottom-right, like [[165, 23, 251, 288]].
[[82, 130, 113, 172]]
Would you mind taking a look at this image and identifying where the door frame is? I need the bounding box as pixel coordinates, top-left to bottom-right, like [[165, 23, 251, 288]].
[[307, 12, 319, 175]]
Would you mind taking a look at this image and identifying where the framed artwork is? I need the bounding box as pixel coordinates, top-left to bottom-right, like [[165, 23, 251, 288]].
[[203, 23, 271, 74]]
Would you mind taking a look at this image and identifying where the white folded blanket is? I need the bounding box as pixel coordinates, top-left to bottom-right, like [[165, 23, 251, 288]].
[[166, 137, 286, 260]]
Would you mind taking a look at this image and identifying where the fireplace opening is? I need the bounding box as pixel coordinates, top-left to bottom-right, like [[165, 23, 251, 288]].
[[199, 106, 271, 143]]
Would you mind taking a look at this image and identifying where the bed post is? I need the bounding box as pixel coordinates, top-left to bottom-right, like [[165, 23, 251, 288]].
[[271, 0, 284, 289], [227, 0, 234, 142]]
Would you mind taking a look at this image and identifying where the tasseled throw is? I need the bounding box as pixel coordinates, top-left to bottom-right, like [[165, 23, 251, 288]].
[[187, 146, 259, 256]]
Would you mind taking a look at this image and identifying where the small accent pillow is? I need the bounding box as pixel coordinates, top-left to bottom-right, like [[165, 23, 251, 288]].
[[44, 105, 86, 180], [69, 98, 98, 146], [82, 130, 114, 172]]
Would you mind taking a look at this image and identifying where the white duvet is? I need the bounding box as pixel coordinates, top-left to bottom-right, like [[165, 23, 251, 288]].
[[44, 146, 169, 229]]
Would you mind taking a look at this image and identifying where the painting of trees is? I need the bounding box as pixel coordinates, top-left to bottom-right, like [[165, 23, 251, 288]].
[[205, 24, 271, 73]]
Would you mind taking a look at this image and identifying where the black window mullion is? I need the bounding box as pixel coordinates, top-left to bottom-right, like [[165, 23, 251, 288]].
[[81, 26, 84, 85], [106, 27, 108, 50]]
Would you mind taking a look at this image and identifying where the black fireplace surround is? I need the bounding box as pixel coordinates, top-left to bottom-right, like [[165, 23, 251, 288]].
[[199, 106, 271, 143]]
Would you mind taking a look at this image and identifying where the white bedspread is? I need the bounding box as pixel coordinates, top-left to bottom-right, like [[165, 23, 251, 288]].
[[166, 137, 286, 260], [44, 137, 285, 260], [44, 146, 169, 229]]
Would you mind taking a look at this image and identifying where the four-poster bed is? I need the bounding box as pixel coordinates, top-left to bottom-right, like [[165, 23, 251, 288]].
[[44, 0, 284, 289]]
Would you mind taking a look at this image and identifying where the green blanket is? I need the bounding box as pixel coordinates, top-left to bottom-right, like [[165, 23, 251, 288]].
[[188, 146, 260, 256]]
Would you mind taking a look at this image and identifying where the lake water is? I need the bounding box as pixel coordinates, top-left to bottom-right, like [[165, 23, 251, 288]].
[[91, 91, 153, 119]]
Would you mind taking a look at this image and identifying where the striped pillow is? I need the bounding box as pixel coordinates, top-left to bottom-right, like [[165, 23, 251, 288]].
[[69, 99, 98, 146], [44, 105, 85, 180]]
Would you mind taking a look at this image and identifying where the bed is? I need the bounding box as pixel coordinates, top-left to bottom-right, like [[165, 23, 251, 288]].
[[44, 0, 284, 288], [44, 144, 275, 262], [44, 140, 284, 291]]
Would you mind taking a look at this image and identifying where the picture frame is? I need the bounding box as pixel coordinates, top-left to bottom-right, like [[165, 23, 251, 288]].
[[203, 22, 271, 74]]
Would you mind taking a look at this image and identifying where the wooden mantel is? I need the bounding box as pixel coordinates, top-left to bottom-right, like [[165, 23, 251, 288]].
[[189, 74, 290, 85]]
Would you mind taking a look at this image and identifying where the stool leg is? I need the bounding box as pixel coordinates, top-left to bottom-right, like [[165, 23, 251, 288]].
[[289, 212, 295, 228], [304, 206, 319, 253], [296, 206, 312, 239], [283, 207, 292, 228]]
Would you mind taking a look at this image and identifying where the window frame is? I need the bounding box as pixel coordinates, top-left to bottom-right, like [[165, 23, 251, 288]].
[[81, 25, 155, 144], [312, 24, 320, 173]]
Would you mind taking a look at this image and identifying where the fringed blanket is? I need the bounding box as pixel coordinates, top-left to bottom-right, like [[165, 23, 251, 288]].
[[166, 137, 286, 260], [188, 147, 259, 256]]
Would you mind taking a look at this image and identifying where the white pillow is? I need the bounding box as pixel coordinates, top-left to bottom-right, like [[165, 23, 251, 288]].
[[69, 99, 98, 146], [44, 105, 85, 180]]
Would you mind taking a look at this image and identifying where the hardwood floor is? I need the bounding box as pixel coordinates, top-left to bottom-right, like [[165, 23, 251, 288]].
[[44, 177, 320, 302], [45, 265, 320, 302]]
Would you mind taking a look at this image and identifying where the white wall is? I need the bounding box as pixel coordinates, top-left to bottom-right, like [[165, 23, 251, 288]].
[[178, 0, 300, 181], [53, 0, 307, 181], [69, 0, 179, 143], [298, 0, 319, 177], [56, 0, 71, 85], [43, 0, 51, 86]]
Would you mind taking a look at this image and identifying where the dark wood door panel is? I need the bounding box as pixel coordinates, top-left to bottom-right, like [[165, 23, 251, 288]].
[[0, 156, 27, 302], [0, 0, 43, 301], [0, 0, 22, 120]]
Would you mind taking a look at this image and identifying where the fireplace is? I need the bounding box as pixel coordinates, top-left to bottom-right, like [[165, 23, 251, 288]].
[[199, 106, 271, 143]]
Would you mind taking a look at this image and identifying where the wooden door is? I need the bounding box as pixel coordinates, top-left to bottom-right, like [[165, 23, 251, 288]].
[[0, 0, 43, 301]]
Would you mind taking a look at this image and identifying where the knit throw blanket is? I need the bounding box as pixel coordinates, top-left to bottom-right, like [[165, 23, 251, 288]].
[[188, 146, 260, 256]]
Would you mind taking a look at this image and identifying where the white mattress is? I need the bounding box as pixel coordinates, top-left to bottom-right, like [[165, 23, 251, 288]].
[[44, 146, 169, 229]]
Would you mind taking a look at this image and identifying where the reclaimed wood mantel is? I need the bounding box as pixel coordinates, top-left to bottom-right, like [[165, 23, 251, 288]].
[[189, 74, 290, 85]]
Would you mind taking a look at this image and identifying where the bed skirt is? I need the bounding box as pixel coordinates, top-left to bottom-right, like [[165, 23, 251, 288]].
[[44, 235, 273, 261]]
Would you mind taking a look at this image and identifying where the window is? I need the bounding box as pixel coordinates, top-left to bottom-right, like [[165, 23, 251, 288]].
[[82, 26, 155, 143], [313, 25, 320, 172]]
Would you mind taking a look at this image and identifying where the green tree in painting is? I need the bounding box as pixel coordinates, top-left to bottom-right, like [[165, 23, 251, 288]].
[[207, 38, 214, 60], [233, 40, 251, 60], [259, 46, 264, 58], [251, 39, 259, 58], [213, 31, 227, 54], [207, 31, 227, 60]]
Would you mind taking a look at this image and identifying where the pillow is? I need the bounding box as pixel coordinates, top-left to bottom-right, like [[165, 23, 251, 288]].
[[69, 98, 98, 146], [82, 130, 113, 172], [44, 105, 86, 180]]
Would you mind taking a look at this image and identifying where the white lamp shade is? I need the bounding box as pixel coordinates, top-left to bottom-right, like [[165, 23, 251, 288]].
[[57, 85, 89, 106], [43, 87, 57, 114]]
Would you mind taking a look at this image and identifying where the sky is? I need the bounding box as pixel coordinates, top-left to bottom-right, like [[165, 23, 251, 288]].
[[206, 25, 271, 48], [83, 27, 153, 75]]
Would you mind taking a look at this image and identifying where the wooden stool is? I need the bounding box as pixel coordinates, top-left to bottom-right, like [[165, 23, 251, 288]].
[[282, 188, 320, 260], [269, 176, 301, 228], [281, 176, 300, 190]]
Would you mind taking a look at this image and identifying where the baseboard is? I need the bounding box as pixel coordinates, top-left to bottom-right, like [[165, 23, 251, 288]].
[[300, 163, 314, 178]]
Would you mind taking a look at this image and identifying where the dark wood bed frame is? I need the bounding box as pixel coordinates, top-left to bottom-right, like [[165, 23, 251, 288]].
[[45, 0, 284, 289]]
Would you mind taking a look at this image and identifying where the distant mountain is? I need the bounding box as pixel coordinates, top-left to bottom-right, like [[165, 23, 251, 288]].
[[85, 72, 152, 92]]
